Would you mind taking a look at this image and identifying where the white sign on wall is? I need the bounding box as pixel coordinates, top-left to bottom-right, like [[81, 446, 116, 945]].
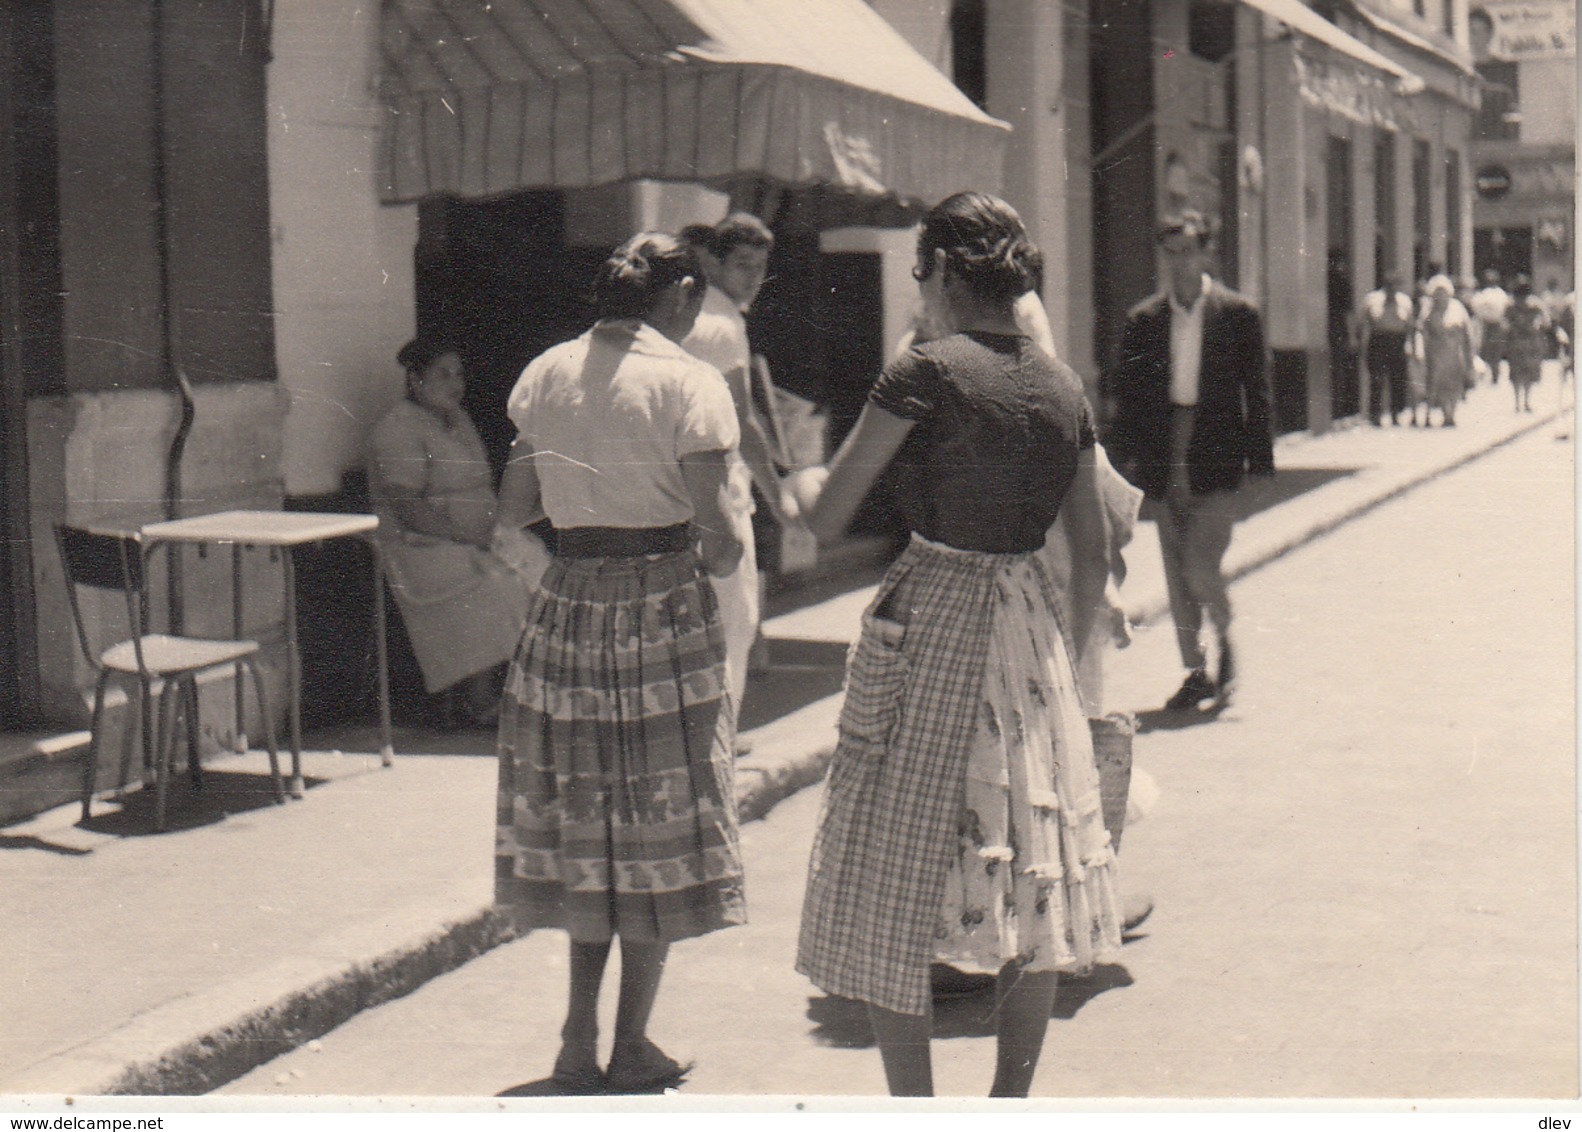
[[1475, 1, 1576, 61]]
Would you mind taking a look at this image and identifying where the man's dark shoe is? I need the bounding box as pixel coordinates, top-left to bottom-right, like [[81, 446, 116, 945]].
[[1164, 669, 1216, 711], [1214, 644, 1237, 708]]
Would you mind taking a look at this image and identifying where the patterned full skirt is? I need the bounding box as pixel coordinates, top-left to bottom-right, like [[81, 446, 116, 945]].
[[493, 549, 746, 944], [797, 534, 1122, 1015]]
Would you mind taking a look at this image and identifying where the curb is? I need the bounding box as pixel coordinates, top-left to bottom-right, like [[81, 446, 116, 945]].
[[22, 401, 1563, 1097], [8, 905, 519, 1097]]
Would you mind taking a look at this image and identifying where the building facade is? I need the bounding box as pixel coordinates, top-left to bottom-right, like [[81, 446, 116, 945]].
[[1466, 0, 1576, 292]]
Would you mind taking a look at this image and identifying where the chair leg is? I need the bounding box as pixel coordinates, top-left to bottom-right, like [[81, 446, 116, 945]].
[[81, 675, 111, 823], [243, 659, 286, 804], [154, 681, 182, 832], [184, 679, 202, 791]]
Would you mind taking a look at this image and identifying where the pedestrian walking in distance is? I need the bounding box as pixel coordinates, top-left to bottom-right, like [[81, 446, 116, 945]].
[[1419, 274, 1475, 428], [790, 191, 1124, 1098], [1359, 271, 1415, 427], [1504, 274, 1549, 414], [492, 232, 746, 1095], [1103, 211, 1275, 713], [1471, 268, 1512, 384]]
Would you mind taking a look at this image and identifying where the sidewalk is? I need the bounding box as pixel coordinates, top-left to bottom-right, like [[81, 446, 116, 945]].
[[1, 371, 1570, 1098]]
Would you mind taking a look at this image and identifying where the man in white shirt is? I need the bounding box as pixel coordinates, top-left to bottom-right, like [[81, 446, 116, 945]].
[[1470, 269, 1512, 384], [1104, 212, 1275, 713], [681, 214, 794, 722]]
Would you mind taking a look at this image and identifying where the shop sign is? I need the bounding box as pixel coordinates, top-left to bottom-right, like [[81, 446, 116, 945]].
[[1509, 158, 1575, 198], [1480, 1, 1576, 61], [1476, 165, 1513, 198], [1292, 52, 1402, 130]]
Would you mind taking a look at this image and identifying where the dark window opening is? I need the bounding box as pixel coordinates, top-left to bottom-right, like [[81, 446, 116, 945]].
[[949, 0, 988, 111], [1188, 0, 1236, 62], [1475, 61, 1520, 141], [1412, 138, 1432, 283], [1444, 150, 1461, 279]]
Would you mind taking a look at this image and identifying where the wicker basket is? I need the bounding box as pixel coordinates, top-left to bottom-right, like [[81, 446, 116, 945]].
[[1088, 712, 1137, 852]]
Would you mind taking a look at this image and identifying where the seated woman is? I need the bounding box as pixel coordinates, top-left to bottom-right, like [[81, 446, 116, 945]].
[[367, 338, 543, 727]]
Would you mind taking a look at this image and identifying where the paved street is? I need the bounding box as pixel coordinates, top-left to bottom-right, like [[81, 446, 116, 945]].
[[216, 419, 1577, 1102]]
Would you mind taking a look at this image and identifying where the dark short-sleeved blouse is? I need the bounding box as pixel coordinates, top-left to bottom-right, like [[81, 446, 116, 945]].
[[869, 331, 1095, 554]]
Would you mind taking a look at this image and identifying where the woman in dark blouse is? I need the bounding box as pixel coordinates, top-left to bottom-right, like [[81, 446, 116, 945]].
[[790, 192, 1124, 1098]]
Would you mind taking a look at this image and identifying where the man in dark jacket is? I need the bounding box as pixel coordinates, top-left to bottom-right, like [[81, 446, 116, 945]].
[[1104, 212, 1275, 712]]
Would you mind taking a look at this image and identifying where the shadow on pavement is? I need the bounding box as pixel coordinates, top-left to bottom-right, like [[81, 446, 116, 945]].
[[1135, 702, 1228, 733], [1137, 466, 1358, 530], [805, 961, 1135, 1048], [0, 832, 93, 856], [739, 639, 849, 731], [73, 769, 324, 837], [495, 1077, 583, 1098]]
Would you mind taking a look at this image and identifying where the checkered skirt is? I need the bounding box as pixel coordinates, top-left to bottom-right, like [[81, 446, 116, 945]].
[[494, 549, 746, 943], [796, 534, 1121, 1015]]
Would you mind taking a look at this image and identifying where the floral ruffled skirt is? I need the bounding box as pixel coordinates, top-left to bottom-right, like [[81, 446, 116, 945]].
[[933, 556, 1123, 975]]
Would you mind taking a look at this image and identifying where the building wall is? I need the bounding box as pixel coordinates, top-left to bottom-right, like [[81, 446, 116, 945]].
[[268, 0, 419, 498], [25, 0, 288, 746]]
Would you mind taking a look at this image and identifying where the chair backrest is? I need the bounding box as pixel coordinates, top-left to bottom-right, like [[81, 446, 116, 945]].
[[54, 524, 149, 673]]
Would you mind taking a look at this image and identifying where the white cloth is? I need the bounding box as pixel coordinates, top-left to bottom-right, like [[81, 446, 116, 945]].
[[1470, 286, 1512, 325], [508, 319, 739, 530], [682, 285, 756, 517], [1362, 289, 1414, 330], [1168, 275, 1210, 406], [711, 501, 759, 712]]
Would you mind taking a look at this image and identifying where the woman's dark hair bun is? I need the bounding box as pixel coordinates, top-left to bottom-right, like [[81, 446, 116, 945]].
[[593, 232, 701, 321], [918, 191, 1041, 305]]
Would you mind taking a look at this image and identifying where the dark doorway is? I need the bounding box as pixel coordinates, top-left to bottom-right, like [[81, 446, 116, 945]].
[[1327, 136, 1358, 421], [1412, 138, 1432, 283], [415, 192, 606, 475], [1474, 226, 1533, 285], [1374, 131, 1396, 282], [1089, 0, 1157, 404]]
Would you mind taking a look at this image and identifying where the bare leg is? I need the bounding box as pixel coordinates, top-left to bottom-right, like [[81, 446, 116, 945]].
[[868, 1003, 934, 1096], [990, 962, 1061, 1098]]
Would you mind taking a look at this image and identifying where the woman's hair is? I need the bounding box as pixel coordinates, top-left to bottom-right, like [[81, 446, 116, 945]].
[[396, 337, 457, 376], [916, 191, 1042, 306], [593, 232, 702, 321]]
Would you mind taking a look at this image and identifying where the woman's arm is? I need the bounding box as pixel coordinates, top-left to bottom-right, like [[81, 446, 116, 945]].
[[680, 448, 744, 577], [494, 436, 547, 533], [1060, 445, 1118, 655], [788, 403, 915, 546]]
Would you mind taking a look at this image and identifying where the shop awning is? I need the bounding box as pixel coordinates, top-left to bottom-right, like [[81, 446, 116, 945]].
[[1241, 0, 1426, 94], [378, 0, 1010, 207]]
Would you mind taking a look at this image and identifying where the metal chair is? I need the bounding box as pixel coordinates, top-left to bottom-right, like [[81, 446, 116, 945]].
[[54, 523, 283, 830]]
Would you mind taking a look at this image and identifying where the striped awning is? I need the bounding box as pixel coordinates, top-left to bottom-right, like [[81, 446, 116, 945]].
[[379, 0, 1010, 207]]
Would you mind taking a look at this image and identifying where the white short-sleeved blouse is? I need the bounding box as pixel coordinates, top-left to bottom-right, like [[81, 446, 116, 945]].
[[508, 319, 741, 530]]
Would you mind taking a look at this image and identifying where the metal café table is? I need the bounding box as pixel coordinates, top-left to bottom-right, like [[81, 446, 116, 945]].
[[140, 510, 393, 796]]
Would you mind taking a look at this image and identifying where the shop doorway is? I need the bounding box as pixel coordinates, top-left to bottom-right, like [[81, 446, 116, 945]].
[[1327, 136, 1359, 421], [1474, 226, 1533, 287], [414, 192, 607, 475]]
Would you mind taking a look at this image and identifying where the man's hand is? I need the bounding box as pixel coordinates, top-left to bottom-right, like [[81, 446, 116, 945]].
[[784, 466, 830, 526]]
